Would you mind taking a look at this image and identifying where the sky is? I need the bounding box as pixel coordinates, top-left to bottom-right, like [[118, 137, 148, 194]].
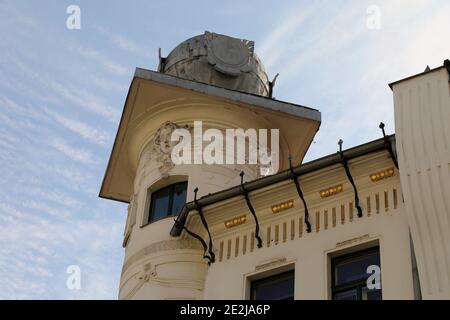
[[0, 0, 449, 299]]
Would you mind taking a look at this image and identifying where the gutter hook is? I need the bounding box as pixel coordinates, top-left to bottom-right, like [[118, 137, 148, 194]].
[[288, 155, 312, 233], [240, 171, 263, 248], [339, 139, 363, 218]]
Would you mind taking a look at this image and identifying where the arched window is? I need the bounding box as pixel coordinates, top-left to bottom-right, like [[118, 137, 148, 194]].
[[147, 181, 188, 223]]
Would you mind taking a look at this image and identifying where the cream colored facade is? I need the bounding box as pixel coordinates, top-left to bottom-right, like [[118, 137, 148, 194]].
[[99, 33, 450, 300], [392, 65, 450, 299]]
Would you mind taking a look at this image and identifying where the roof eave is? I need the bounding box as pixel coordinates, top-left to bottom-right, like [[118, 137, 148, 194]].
[[389, 59, 450, 90], [99, 68, 321, 203]]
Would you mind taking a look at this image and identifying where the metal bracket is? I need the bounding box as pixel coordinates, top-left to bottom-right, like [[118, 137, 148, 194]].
[[338, 140, 363, 218], [193, 188, 215, 264], [240, 171, 263, 248], [444, 59, 450, 83], [157, 48, 167, 72], [288, 155, 312, 233], [182, 225, 214, 265], [173, 213, 214, 265], [268, 73, 279, 98], [379, 122, 399, 169]]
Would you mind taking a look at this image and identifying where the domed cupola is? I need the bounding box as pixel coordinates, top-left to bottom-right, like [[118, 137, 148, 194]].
[[159, 31, 270, 96]]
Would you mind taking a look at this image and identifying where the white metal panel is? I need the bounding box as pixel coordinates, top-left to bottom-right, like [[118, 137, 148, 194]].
[[393, 67, 450, 299]]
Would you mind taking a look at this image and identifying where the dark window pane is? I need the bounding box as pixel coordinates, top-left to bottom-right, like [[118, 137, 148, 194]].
[[331, 247, 382, 301], [148, 182, 188, 223], [362, 286, 382, 300], [334, 251, 380, 286], [150, 187, 170, 221], [251, 271, 294, 300], [170, 182, 188, 216], [334, 288, 358, 300]]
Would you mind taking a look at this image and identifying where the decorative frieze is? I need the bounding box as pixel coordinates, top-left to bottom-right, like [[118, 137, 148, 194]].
[[224, 215, 247, 229], [271, 200, 294, 214], [319, 184, 343, 198], [370, 168, 395, 182], [215, 187, 400, 263]]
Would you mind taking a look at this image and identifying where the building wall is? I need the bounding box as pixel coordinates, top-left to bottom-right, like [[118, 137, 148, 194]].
[[119, 142, 416, 299], [113, 64, 450, 299], [393, 67, 450, 299], [199, 151, 414, 299]]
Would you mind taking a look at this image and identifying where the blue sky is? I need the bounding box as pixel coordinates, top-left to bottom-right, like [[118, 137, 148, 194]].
[[0, 0, 449, 299]]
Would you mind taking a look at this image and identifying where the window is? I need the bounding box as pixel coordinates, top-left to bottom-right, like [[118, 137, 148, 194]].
[[148, 182, 188, 223], [331, 247, 382, 300], [250, 270, 295, 300]]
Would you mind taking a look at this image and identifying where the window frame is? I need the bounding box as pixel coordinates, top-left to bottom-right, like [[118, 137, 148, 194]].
[[147, 181, 188, 224], [331, 246, 382, 300], [250, 270, 295, 300]]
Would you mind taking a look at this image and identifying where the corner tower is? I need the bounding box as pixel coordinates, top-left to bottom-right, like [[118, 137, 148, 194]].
[[100, 31, 321, 299]]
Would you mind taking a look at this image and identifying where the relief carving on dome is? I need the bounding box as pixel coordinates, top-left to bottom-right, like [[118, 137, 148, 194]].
[[205, 31, 254, 76], [161, 32, 269, 96]]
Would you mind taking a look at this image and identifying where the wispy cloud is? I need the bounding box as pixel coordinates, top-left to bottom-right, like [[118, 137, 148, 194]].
[[0, 202, 123, 299], [89, 76, 128, 93], [258, 2, 320, 70], [0, 1, 127, 300], [21, 200, 72, 219], [76, 45, 130, 76], [94, 25, 152, 57], [44, 108, 112, 146], [27, 188, 83, 210], [49, 138, 96, 164], [0, 1, 38, 29], [259, 1, 365, 84], [4, 54, 120, 122], [95, 25, 139, 53], [258, 1, 450, 162], [54, 166, 90, 185]]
